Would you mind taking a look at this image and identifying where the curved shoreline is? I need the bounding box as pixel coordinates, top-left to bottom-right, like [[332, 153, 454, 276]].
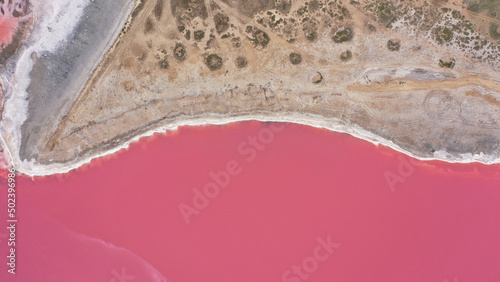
[[10, 113, 500, 177], [2, 0, 500, 176]]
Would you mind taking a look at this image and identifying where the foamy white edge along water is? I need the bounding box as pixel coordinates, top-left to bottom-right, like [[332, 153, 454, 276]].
[[9, 112, 500, 177], [0, 1, 498, 176]]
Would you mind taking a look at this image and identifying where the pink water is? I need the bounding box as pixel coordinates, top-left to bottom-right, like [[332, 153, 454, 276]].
[[0, 10, 20, 52], [1, 121, 500, 281]]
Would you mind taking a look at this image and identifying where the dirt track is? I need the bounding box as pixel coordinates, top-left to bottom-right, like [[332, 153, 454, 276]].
[[348, 77, 500, 92]]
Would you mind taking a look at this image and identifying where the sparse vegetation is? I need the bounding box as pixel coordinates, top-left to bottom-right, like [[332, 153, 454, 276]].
[[214, 13, 230, 34], [376, 2, 397, 27], [308, 0, 320, 12], [305, 31, 317, 42], [387, 39, 400, 51], [289, 52, 302, 65], [340, 50, 352, 61], [158, 58, 169, 69], [442, 28, 453, 42], [171, 0, 208, 20], [173, 43, 186, 61], [465, 0, 500, 19], [248, 28, 270, 49], [434, 27, 454, 44], [254, 30, 270, 48], [490, 23, 500, 40], [276, 0, 292, 14], [231, 37, 242, 48], [302, 21, 318, 42], [154, 0, 164, 20], [194, 30, 205, 41], [332, 26, 353, 43], [144, 18, 154, 33], [297, 6, 307, 16], [367, 23, 377, 33], [223, 0, 274, 17], [205, 54, 223, 71], [236, 56, 248, 68], [312, 72, 323, 84], [439, 58, 456, 69]]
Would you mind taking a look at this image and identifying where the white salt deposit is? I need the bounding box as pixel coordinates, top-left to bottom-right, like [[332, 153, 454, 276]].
[[0, 0, 90, 170]]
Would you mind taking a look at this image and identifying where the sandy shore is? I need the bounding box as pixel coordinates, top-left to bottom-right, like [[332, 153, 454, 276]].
[[10, 113, 500, 177], [18, 0, 135, 162], [3, 0, 500, 176]]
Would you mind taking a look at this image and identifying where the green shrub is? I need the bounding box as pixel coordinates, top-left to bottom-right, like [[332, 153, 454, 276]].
[[387, 39, 400, 51], [339, 50, 352, 61], [289, 52, 302, 65], [173, 43, 187, 61], [332, 27, 353, 43], [205, 54, 223, 71], [439, 58, 456, 69]]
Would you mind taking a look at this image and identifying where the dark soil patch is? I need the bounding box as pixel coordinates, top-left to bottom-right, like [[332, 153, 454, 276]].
[[236, 56, 248, 68], [308, 0, 320, 11], [221, 0, 275, 17], [214, 13, 230, 34], [247, 26, 271, 49], [254, 30, 270, 48], [159, 58, 169, 69], [171, 0, 208, 28], [339, 50, 352, 61], [205, 54, 223, 70], [276, 0, 292, 14], [305, 31, 318, 42], [154, 0, 164, 20], [211, 1, 221, 11], [465, 0, 500, 19], [171, 0, 208, 18], [144, 18, 154, 33], [387, 39, 400, 51], [132, 0, 148, 18], [489, 23, 500, 40], [289, 52, 302, 65], [194, 30, 205, 41], [173, 43, 187, 61], [367, 23, 377, 33], [303, 22, 318, 42], [231, 37, 242, 48]]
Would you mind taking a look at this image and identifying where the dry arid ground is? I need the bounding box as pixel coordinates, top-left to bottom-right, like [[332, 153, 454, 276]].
[[14, 0, 500, 171]]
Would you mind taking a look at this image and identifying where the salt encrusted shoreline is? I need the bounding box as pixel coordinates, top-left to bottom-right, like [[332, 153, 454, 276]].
[[0, 0, 134, 175], [8, 113, 500, 177], [0, 0, 92, 171], [1, 0, 500, 176]]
